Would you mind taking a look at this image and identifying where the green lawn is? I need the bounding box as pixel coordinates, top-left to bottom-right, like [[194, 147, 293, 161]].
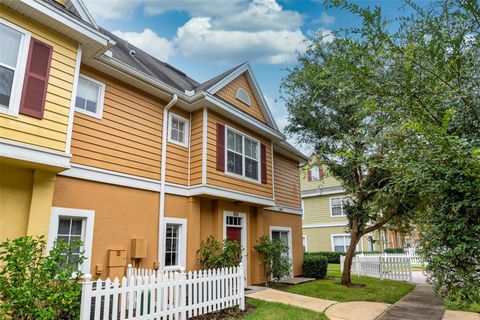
[[241, 299, 329, 320], [287, 264, 415, 304]]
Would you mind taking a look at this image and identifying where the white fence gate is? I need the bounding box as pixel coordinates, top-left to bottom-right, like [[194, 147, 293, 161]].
[[359, 252, 424, 267], [80, 263, 245, 320], [340, 255, 412, 282]]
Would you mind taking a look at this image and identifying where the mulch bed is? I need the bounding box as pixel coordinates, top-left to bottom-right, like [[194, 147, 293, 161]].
[[189, 304, 256, 320]]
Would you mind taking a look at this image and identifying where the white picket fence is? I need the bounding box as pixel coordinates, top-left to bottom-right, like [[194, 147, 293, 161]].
[[359, 252, 424, 267], [80, 263, 245, 320], [340, 255, 412, 282]]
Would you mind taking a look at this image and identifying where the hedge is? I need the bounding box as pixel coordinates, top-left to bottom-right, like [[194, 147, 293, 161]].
[[384, 248, 405, 253], [302, 255, 328, 279], [304, 252, 345, 264]]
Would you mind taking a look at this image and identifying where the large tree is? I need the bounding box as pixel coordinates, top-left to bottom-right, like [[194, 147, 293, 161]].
[[283, 0, 480, 304]]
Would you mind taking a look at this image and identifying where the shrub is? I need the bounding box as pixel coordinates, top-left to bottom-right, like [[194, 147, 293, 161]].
[[385, 248, 405, 253], [305, 251, 345, 264], [254, 236, 291, 286], [197, 236, 243, 269], [302, 255, 328, 279], [0, 236, 84, 320]]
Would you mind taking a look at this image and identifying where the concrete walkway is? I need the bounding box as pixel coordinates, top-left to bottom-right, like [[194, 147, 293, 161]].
[[246, 288, 391, 319], [377, 284, 445, 320]]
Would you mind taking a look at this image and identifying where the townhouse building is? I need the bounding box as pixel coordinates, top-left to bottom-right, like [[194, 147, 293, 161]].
[[0, 0, 307, 285], [301, 165, 406, 253]]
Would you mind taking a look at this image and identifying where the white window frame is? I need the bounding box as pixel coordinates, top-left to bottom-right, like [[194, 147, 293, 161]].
[[0, 18, 31, 117], [301, 199, 305, 220], [331, 233, 350, 253], [311, 166, 321, 180], [162, 217, 187, 271], [75, 74, 105, 119], [235, 88, 250, 106], [329, 196, 350, 217], [269, 226, 293, 276], [302, 235, 308, 252], [47, 207, 95, 274], [225, 125, 261, 183], [168, 112, 189, 147]]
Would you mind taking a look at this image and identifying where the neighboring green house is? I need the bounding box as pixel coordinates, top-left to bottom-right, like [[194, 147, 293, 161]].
[[301, 165, 405, 253]]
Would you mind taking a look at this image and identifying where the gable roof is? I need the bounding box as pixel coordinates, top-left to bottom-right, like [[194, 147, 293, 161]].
[[198, 63, 279, 131]]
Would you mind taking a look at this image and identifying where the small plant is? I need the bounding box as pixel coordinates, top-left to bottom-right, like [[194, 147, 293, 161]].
[[302, 255, 328, 279], [254, 236, 291, 286], [0, 236, 85, 320], [197, 236, 243, 269]]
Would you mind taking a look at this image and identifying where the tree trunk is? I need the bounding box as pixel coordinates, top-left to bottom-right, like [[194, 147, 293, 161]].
[[341, 230, 363, 286]]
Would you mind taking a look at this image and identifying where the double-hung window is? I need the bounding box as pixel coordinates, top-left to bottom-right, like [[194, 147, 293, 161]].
[[163, 218, 187, 270], [0, 19, 30, 115], [332, 234, 351, 252], [330, 196, 350, 217], [168, 113, 189, 147], [226, 127, 260, 181], [57, 217, 84, 268], [75, 74, 105, 118]]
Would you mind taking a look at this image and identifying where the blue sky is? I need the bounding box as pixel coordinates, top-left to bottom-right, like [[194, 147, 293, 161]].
[[83, 0, 416, 145]]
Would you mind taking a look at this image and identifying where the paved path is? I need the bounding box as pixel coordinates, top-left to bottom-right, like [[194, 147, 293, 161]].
[[377, 284, 445, 320], [246, 288, 390, 319]]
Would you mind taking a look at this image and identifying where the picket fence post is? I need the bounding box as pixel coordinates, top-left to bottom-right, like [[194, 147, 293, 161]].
[[379, 256, 383, 280], [239, 262, 245, 311], [80, 273, 93, 320], [127, 264, 132, 278], [180, 267, 187, 320]]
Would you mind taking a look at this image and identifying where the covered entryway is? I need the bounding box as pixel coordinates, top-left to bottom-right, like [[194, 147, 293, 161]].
[[223, 211, 247, 284]]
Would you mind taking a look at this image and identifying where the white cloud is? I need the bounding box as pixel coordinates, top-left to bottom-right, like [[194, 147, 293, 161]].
[[112, 29, 175, 62], [83, 0, 139, 19], [313, 12, 336, 26], [176, 17, 309, 64]]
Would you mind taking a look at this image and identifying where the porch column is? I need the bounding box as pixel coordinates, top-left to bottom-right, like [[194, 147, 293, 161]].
[[26, 170, 56, 238]]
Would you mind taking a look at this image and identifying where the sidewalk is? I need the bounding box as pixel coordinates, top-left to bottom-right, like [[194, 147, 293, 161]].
[[377, 284, 444, 320], [246, 288, 391, 320]]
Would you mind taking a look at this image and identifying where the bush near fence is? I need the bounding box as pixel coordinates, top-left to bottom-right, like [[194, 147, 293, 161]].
[[385, 248, 405, 253], [304, 251, 382, 264], [303, 255, 328, 278]]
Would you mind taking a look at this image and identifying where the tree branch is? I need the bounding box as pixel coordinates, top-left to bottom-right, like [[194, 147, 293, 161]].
[[361, 206, 398, 234]]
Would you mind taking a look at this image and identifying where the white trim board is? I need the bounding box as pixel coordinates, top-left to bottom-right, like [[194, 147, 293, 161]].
[[264, 206, 303, 216], [302, 222, 348, 229], [47, 207, 95, 274], [0, 138, 71, 169], [65, 44, 82, 154], [301, 187, 346, 198]]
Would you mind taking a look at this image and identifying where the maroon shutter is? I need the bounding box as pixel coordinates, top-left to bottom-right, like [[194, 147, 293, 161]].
[[216, 123, 225, 171], [307, 170, 312, 182], [19, 38, 53, 119], [261, 143, 267, 184]]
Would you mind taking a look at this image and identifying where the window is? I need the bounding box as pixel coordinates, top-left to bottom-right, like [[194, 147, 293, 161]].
[[311, 166, 321, 180], [163, 218, 187, 270], [226, 127, 260, 181], [168, 113, 189, 147], [270, 226, 293, 275], [301, 200, 305, 220], [226, 216, 242, 226], [332, 234, 351, 252], [75, 74, 105, 118], [0, 19, 30, 115], [330, 196, 351, 217], [236, 88, 250, 106], [47, 208, 95, 274], [302, 235, 308, 252]]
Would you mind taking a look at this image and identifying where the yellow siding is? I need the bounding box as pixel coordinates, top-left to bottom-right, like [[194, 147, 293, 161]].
[[0, 6, 77, 152], [303, 193, 349, 225], [273, 152, 301, 208], [303, 226, 382, 252], [71, 66, 163, 180], [215, 73, 267, 124], [190, 109, 203, 186], [300, 166, 342, 191], [206, 111, 273, 198]]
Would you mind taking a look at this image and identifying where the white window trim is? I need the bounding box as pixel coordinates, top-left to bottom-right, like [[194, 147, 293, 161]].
[[330, 233, 360, 253], [223, 211, 247, 284], [301, 199, 305, 220], [235, 88, 251, 106], [168, 112, 190, 148], [47, 207, 95, 274], [162, 217, 187, 271], [329, 196, 349, 217], [224, 125, 261, 184], [269, 226, 293, 276], [75, 74, 105, 119], [0, 18, 31, 117], [303, 235, 308, 252]]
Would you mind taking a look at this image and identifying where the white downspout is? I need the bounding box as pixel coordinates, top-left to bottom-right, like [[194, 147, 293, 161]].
[[158, 94, 178, 267]]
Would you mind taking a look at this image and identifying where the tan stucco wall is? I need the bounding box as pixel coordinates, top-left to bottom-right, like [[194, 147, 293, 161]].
[[0, 165, 33, 242], [52, 176, 160, 279]]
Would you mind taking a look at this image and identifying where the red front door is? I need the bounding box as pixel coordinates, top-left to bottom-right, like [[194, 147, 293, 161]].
[[226, 227, 242, 245]]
